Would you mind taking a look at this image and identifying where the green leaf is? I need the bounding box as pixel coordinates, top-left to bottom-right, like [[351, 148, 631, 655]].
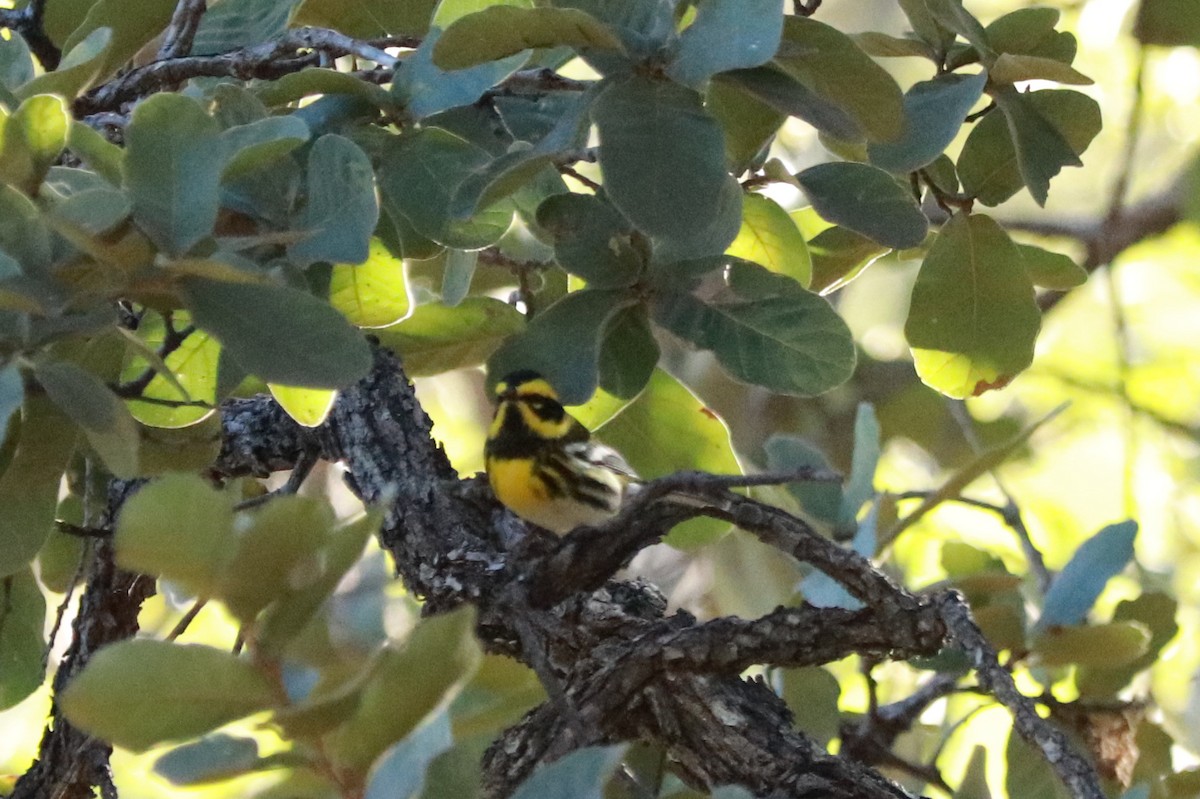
[[376, 297, 523, 377], [1033, 621, 1150, 667], [0, 362, 22, 442], [0, 394, 77, 577], [838, 403, 880, 535], [328, 606, 482, 770], [60, 639, 275, 751], [1006, 729, 1071, 799], [293, 0, 437, 37], [219, 115, 310, 181], [1135, 0, 1200, 46], [958, 748, 991, 799], [35, 360, 139, 478], [868, 72, 986, 174], [897, 0, 956, 52], [653, 261, 855, 396], [329, 238, 410, 327], [0, 95, 69, 195], [434, 6, 622, 70], [218, 496, 335, 622], [67, 121, 124, 186], [488, 288, 635, 404], [807, 225, 889, 294], [958, 89, 1100, 207], [124, 93, 223, 255], [0, 184, 51, 274], [780, 667, 840, 746], [254, 68, 396, 111], [182, 277, 373, 389], [510, 745, 627, 799], [923, 0, 993, 61], [256, 511, 378, 654], [725, 193, 811, 286], [0, 33, 34, 91], [764, 436, 841, 523], [395, 27, 528, 120], [441, 248, 478, 306], [985, 7, 1075, 63], [716, 67, 860, 143], [593, 75, 741, 260], [773, 16, 906, 143], [1016, 244, 1086, 290], [992, 87, 1084, 207], [364, 712, 454, 799], [536, 193, 642, 287], [0, 567, 46, 710], [1077, 592, 1179, 697], [191, 0, 299, 55], [114, 473, 235, 596], [905, 213, 1040, 398], [705, 78, 785, 173], [795, 161, 928, 249], [667, 0, 782, 88], [15, 27, 111, 102], [850, 31, 934, 59], [379, 128, 512, 250], [989, 54, 1091, 86], [1039, 521, 1138, 629], [595, 369, 738, 547], [122, 315, 220, 429], [289, 134, 378, 266], [596, 304, 658, 399], [62, 0, 178, 84], [154, 734, 262, 786]]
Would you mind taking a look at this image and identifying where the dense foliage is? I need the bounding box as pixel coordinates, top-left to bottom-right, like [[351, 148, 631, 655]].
[[0, 0, 1196, 798]]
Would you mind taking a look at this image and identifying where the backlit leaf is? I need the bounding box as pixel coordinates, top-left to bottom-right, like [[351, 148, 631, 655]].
[[0, 567, 46, 710], [1033, 621, 1150, 667], [1016, 244, 1087, 290], [0, 95, 69, 196], [376, 297, 524, 377], [269, 384, 337, 427], [329, 239, 410, 327], [905, 214, 1039, 398], [725, 192, 811, 286], [807, 225, 889, 294]]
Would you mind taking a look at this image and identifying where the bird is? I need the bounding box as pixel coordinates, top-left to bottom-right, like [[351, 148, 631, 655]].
[[484, 370, 639, 534]]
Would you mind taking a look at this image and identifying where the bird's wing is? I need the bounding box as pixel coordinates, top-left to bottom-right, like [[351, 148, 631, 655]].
[[564, 440, 641, 482]]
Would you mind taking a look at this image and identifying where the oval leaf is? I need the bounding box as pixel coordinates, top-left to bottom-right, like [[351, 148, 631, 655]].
[[288, 134, 379, 266], [725, 192, 811, 286], [0, 567, 46, 710], [375, 297, 525, 378], [905, 213, 1039, 398], [60, 639, 275, 751], [795, 161, 928, 249], [667, 0, 783, 88], [1039, 520, 1138, 629], [36, 360, 139, 478], [329, 238, 411, 328], [867, 72, 987, 174], [182, 277, 372, 389], [434, 6, 622, 70], [653, 261, 855, 396], [593, 76, 741, 260]]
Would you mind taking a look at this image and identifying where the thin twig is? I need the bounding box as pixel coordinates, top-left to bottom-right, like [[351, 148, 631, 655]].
[[112, 314, 196, 400], [166, 598, 208, 641]]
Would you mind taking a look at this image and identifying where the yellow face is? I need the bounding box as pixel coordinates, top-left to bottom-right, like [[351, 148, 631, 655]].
[[489, 374, 576, 442]]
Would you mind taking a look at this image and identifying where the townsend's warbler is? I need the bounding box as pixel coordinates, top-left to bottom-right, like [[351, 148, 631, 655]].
[[485, 370, 639, 534]]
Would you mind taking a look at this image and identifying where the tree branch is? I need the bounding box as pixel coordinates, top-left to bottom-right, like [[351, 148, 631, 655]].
[[157, 0, 208, 60], [0, 0, 61, 71]]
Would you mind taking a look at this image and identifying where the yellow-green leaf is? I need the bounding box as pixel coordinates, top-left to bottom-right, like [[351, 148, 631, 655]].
[[725, 193, 811, 287]]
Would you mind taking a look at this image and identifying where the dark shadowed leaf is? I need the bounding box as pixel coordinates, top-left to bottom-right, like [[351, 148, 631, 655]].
[[488, 288, 635, 404], [795, 162, 928, 249], [376, 297, 525, 377], [509, 747, 628, 799], [182, 277, 372, 389], [597, 304, 658, 399], [807, 225, 889, 294], [60, 640, 275, 751], [395, 28, 528, 120], [154, 734, 262, 786], [705, 78, 785, 172], [536, 193, 643, 287], [958, 89, 1100, 207], [716, 67, 859, 142], [905, 214, 1039, 398], [124, 94, 223, 255], [667, 0, 782, 88], [1135, 0, 1200, 46], [61, 0, 176, 83], [989, 54, 1091, 86], [0, 363, 23, 441], [191, 0, 299, 55], [1039, 521, 1138, 629], [773, 16, 905, 143], [593, 75, 741, 259], [434, 6, 622, 69], [1006, 730, 1071, 799], [653, 262, 854, 396], [991, 87, 1084, 206], [0, 395, 76, 577], [868, 72, 986, 174], [36, 360, 139, 478], [0, 567, 46, 710], [985, 6, 1076, 63], [67, 120, 124, 185], [293, 0, 437, 38], [289, 135, 378, 266]]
